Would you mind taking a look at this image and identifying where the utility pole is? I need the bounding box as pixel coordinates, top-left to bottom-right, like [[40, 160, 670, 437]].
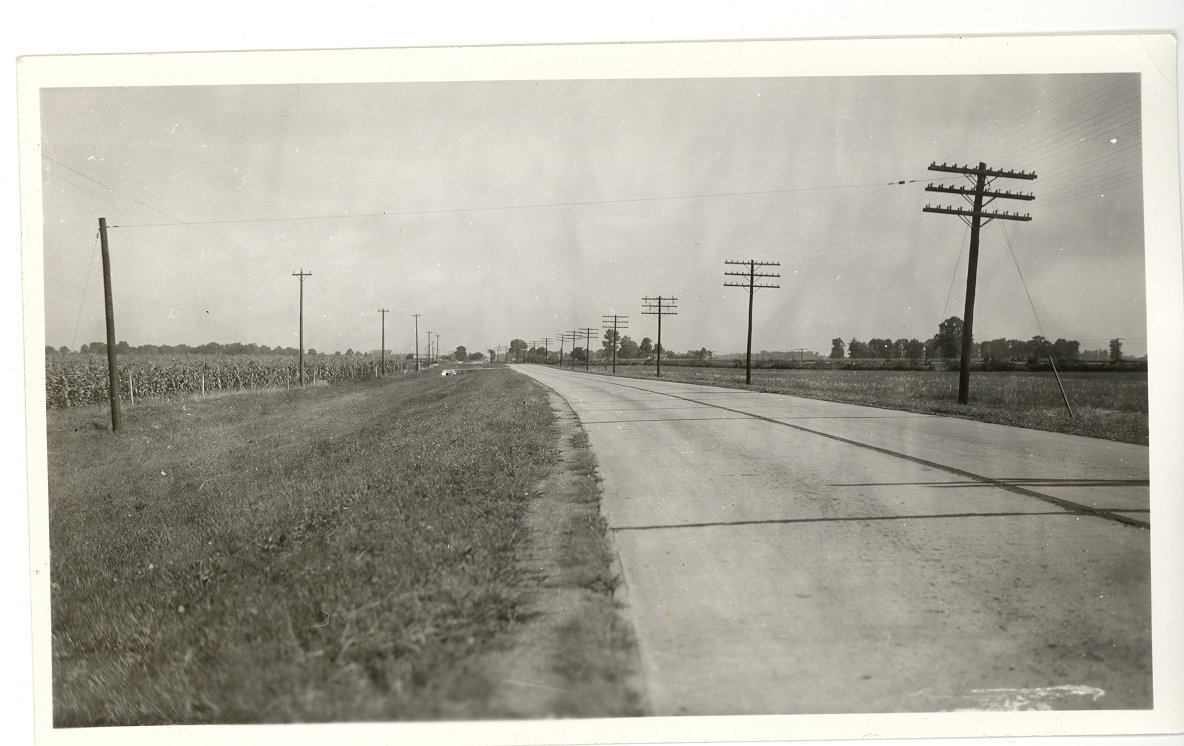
[[413, 314, 420, 372], [377, 308, 389, 377], [724, 259, 780, 385], [642, 296, 678, 378], [924, 161, 1036, 404], [580, 327, 596, 371], [539, 337, 553, 365], [426, 331, 432, 365], [601, 314, 628, 373], [566, 331, 581, 369], [292, 269, 312, 386], [98, 218, 121, 432]]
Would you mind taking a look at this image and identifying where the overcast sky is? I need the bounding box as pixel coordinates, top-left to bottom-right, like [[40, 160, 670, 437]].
[[40, 73, 1145, 357]]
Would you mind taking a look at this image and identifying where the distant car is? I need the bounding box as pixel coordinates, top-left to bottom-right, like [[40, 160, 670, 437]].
[[441, 369, 457, 376]]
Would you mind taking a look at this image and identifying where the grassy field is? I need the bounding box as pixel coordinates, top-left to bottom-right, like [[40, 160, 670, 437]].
[[601, 365, 1149, 445], [47, 368, 636, 725]]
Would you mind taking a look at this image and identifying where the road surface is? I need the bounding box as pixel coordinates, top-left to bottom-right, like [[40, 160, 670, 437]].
[[514, 365, 1151, 715]]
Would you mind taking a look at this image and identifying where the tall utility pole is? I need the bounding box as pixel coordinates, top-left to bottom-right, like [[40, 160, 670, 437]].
[[426, 331, 432, 365], [580, 327, 596, 371], [292, 269, 312, 386], [601, 314, 628, 373], [98, 218, 121, 432], [566, 331, 581, 369], [377, 308, 389, 377], [724, 259, 780, 385], [642, 296, 678, 378], [556, 332, 566, 368], [924, 161, 1036, 404], [539, 337, 553, 365], [413, 314, 421, 372]]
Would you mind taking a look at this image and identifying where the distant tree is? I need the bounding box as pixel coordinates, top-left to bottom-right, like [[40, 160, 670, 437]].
[[469, 351, 485, 361], [334, 351, 341, 356], [571, 346, 587, 363], [1052, 338, 1080, 363], [58, 346, 70, 354], [1028, 335, 1052, 362], [487, 348, 496, 362], [639, 337, 653, 356], [1110, 338, 1123, 363], [307, 348, 318, 356], [618, 335, 640, 358], [848, 339, 872, 358], [45, 345, 55, 355], [829, 338, 845, 359], [345, 348, 354, 356], [455, 345, 468, 361], [933, 317, 964, 358], [602, 329, 620, 355], [510, 338, 528, 362], [868, 338, 893, 359]]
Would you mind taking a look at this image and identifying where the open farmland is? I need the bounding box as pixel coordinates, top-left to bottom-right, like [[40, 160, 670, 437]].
[[47, 368, 639, 725], [44, 353, 408, 409], [600, 365, 1149, 445]]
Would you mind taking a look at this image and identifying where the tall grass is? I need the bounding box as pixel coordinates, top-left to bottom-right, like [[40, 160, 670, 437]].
[[49, 370, 559, 724], [607, 366, 1149, 445]]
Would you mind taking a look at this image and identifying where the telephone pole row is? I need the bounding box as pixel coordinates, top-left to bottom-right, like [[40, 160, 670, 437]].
[[724, 260, 779, 385], [602, 314, 629, 374], [377, 308, 389, 377], [579, 327, 597, 371], [567, 330, 582, 369], [413, 314, 421, 372], [642, 296, 678, 378], [292, 269, 312, 386], [923, 160, 1036, 404]]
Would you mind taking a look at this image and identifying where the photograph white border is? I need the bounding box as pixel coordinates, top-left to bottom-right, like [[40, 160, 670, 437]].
[[16, 31, 1183, 746]]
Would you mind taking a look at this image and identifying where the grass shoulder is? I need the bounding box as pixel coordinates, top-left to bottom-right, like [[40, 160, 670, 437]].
[[48, 369, 638, 724]]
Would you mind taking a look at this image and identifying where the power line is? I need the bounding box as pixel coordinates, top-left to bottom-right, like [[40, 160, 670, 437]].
[[104, 178, 927, 228]]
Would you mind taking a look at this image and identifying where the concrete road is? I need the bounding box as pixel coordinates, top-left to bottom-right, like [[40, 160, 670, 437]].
[[514, 365, 1151, 715]]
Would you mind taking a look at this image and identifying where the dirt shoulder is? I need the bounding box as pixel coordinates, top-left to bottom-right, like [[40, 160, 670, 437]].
[[470, 390, 646, 718]]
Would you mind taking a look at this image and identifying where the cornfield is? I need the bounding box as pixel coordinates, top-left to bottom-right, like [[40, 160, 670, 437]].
[[45, 354, 406, 409]]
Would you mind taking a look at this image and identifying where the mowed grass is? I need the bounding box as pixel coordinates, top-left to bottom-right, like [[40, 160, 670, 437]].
[[48, 369, 560, 725], [608, 366, 1149, 445]]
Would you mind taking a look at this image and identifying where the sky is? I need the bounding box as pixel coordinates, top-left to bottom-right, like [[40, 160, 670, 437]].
[[39, 73, 1146, 358]]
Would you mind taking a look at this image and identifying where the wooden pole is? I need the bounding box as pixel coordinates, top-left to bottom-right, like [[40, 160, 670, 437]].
[[98, 218, 121, 432], [293, 270, 311, 385]]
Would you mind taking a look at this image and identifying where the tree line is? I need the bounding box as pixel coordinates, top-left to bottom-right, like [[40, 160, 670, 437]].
[[831, 316, 1098, 365], [508, 331, 672, 364], [53, 341, 388, 358]]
